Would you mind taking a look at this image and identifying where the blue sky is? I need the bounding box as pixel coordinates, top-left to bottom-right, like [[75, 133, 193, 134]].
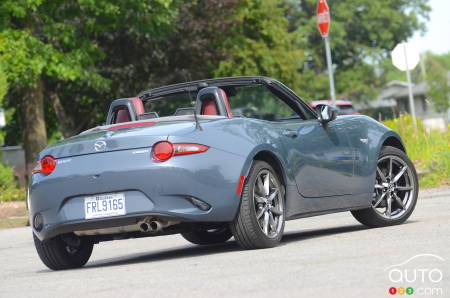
[[410, 0, 450, 54]]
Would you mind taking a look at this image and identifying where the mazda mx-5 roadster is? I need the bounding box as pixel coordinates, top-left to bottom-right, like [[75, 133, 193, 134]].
[[29, 76, 418, 270]]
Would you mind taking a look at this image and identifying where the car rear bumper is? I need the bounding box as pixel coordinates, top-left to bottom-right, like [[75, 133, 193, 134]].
[[29, 147, 246, 241]]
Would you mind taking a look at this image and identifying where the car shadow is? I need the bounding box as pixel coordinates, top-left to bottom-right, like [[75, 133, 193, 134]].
[[84, 223, 374, 270]]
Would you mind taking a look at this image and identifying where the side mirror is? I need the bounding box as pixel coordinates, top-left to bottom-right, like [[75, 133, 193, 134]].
[[316, 104, 337, 123]]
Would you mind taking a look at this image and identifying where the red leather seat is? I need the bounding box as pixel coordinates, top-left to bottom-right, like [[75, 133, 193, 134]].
[[116, 109, 130, 123], [200, 88, 233, 117], [113, 98, 145, 124], [201, 98, 219, 115]]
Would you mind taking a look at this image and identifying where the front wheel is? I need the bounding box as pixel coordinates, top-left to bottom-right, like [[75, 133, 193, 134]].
[[351, 146, 418, 227], [33, 233, 93, 270], [230, 160, 285, 249]]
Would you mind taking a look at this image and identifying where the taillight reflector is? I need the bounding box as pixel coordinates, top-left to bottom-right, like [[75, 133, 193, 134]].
[[33, 155, 57, 176], [152, 142, 208, 162]]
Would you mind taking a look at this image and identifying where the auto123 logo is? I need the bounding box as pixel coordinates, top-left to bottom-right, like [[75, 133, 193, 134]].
[[386, 254, 445, 296]]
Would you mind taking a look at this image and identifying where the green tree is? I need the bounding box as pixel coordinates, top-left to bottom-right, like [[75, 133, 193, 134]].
[[0, 66, 7, 104], [425, 52, 450, 116], [213, 0, 304, 93], [283, 0, 430, 101], [0, 0, 177, 171], [0, 66, 7, 146]]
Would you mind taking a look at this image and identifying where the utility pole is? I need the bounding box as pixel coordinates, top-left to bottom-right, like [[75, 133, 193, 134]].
[[316, 0, 336, 106]]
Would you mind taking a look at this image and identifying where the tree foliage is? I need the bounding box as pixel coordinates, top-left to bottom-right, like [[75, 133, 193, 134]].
[[0, 0, 178, 166], [0, 0, 433, 166], [282, 0, 430, 101], [425, 52, 450, 113]]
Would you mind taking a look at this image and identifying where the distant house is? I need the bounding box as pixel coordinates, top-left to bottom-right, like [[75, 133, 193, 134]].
[[356, 80, 449, 130]]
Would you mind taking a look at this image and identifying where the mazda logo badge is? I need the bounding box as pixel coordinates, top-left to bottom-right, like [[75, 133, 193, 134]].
[[94, 141, 107, 152]]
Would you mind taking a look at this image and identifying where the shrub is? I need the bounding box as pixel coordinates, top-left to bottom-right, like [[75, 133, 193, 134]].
[[0, 162, 26, 202], [0, 162, 15, 189], [383, 115, 450, 188]]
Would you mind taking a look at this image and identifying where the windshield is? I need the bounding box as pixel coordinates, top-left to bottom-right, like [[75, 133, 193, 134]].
[[337, 105, 356, 115]]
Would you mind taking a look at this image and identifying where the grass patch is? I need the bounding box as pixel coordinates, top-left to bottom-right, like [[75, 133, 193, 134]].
[[383, 115, 450, 188], [0, 216, 28, 229]]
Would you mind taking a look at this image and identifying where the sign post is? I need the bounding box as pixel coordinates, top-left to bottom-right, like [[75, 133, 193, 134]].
[[317, 0, 336, 107], [391, 42, 420, 128]]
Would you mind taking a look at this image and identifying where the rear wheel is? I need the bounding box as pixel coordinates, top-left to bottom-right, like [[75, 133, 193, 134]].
[[351, 146, 418, 227], [181, 226, 232, 245], [231, 160, 285, 249], [33, 233, 93, 270]]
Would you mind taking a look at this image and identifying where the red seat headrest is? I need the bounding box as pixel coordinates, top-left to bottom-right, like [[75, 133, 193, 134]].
[[201, 98, 219, 115], [129, 97, 145, 116], [116, 109, 131, 123], [197, 87, 233, 117]]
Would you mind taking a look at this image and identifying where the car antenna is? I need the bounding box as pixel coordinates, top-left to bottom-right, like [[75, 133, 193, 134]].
[[183, 70, 203, 131]]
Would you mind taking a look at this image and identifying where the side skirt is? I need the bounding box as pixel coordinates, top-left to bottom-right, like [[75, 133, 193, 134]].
[[286, 205, 370, 221]]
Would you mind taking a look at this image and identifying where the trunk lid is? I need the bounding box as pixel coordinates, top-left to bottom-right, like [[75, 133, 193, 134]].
[[40, 121, 196, 159]]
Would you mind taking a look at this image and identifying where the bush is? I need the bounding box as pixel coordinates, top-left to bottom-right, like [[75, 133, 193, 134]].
[[383, 115, 450, 188], [0, 162, 26, 202], [0, 162, 15, 189], [0, 187, 26, 202]]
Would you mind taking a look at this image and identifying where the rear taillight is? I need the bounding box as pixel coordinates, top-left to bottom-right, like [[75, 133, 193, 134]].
[[33, 155, 57, 176], [152, 141, 208, 162]]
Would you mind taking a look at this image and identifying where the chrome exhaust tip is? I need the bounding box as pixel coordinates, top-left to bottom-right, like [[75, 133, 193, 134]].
[[138, 217, 179, 233]]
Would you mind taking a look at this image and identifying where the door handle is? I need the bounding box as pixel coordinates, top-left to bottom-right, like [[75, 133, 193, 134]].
[[282, 130, 298, 138]]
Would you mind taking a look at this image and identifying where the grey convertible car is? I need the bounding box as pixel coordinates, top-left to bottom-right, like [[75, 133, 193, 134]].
[[30, 76, 418, 270]]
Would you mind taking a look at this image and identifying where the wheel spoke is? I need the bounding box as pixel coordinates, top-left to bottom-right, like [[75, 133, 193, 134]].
[[392, 166, 407, 183], [268, 211, 276, 231], [267, 189, 279, 202], [263, 211, 269, 235], [263, 173, 270, 196], [386, 196, 392, 217], [389, 158, 393, 178], [255, 194, 266, 204], [396, 185, 413, 191], [271, 203, 283, 215], [256, 207, 266, 219], [374, 184, 383, 189], [377, 167, 387, 182], [257, 176, 265, 195], [393, 193, 405, 209], [373, 192, 387, 208]]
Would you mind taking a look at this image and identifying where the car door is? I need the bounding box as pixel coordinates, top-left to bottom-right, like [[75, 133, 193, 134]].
[[227, 83, 355, 205], [277, 118, 355, 198]]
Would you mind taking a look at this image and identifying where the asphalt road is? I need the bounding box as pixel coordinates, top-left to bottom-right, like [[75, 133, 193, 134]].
[[1, 186, 449, 298]]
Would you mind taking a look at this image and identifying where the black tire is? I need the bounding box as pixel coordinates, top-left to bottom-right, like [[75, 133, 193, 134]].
[[33, 233, 94, 270], [181, 227, 232, 245], [351, 146, 419, 228], [230, 160, 285, 249]]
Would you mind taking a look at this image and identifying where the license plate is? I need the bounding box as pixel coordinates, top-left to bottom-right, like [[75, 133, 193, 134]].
[[84, 193, 126, 219]]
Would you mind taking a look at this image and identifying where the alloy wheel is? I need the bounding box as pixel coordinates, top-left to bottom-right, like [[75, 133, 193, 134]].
[[372, 155, 416, 219], [253, 170, 284, 238]]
